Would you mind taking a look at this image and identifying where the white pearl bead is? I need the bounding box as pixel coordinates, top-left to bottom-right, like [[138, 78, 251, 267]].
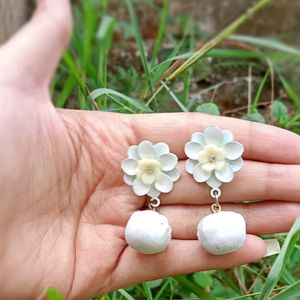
[[197, 211, 246, 255], [125, 210, 172, 254]]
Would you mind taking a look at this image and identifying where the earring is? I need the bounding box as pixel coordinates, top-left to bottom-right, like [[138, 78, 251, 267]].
[[121, 140, 180, 254], [185, 126, 246, 255]]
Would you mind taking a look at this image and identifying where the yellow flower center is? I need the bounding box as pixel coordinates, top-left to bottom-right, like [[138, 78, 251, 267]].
[[198, 144, 226, 172], [136, 159, 162, 184]]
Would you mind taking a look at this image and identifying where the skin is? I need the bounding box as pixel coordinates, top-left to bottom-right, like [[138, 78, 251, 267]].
[[0, 0, 299, 299]]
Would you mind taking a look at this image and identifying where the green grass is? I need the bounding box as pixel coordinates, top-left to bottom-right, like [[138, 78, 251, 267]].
[[51, 0, 300, 299]]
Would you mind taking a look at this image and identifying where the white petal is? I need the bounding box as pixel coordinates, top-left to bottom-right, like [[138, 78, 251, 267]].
[[206, 173, 222, 188], [133, 178, 150, 196], [191, 132, 205, 145], [184, 141, 203, 160], [159, 153, 178, 171], [123, 174, 135, 186], [222, 130, 233, 144], [204, 126, 223, 145], [227, 157, 244, 172], [215, 161, 226, 171], [128, 145, 140, 160], [154, 142, 170, 157], [147, 185, 161, 198], [121, 158, 138, 176], [165, 168, 180, 182], [202, 163, 216, 172], [138, 140, 156, 159], [193, 164, 210, 182], [215, 164, 234, 183], [155, 174, 173, 193], [224, 142, 244, 160], [198, 150, 209, 164], [142, 173, 156, 185], [185, 159, 198, 174]]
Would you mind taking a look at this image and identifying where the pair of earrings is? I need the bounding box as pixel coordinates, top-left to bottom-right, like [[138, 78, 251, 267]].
[[121, 126, 246, 256]]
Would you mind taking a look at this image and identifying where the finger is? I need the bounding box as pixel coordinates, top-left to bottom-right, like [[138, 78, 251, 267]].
[[160, 201, 300, 239], [131, 113, 300, 164], [161, 160, 300, 204], [108, 235, 266, 291], [0, 0, 72, 87]]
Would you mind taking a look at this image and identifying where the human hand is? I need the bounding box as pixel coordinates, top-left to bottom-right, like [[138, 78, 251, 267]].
[[0, 0, 299, 299]]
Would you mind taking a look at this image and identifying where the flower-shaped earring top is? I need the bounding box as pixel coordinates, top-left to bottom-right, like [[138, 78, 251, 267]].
[[122, 141, 180, 198], [185, 126, 244, 188]]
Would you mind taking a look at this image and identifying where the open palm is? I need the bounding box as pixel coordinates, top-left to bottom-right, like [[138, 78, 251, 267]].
[[0, 1, 299, 299]]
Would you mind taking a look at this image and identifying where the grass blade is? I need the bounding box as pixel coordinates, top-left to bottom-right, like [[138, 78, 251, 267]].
[[259, 218, 300, 300], [250, 69, 270, 113], [90, 88, 152, 112], [96, 15, 116, 108], [105, 95, 136, 113], [96, 15, 116, 87], [173, 275, 216, 300], [231, 35, 300, 57], [151, 48, 265, 74], [118, 289, 135, 300], [55, 75, 76, 108], [149, 18, 194, 85], [160, 81, 188, 112], [125, 0, 153, 93], [270, 280, 300, 300], [150, 0, 169, 66], [153, 279, 172, 300], [62, 51, 87, 96], [278, 73, 300, 110], [142, 282, 153, 300], [82, 0, 100, 69]]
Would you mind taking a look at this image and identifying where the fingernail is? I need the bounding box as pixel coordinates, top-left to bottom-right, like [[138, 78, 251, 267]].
[[263, 239, 281, 257]]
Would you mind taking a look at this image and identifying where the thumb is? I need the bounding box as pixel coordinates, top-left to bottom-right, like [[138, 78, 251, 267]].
[[0, 0, 72, 88]]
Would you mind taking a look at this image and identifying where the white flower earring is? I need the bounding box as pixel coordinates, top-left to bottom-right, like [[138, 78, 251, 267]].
[[185, 126, 246, 255], [122, 140, 180, 254]]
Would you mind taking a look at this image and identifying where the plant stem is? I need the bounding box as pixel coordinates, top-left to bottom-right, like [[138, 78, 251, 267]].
[[146, 0, 273, 107]]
